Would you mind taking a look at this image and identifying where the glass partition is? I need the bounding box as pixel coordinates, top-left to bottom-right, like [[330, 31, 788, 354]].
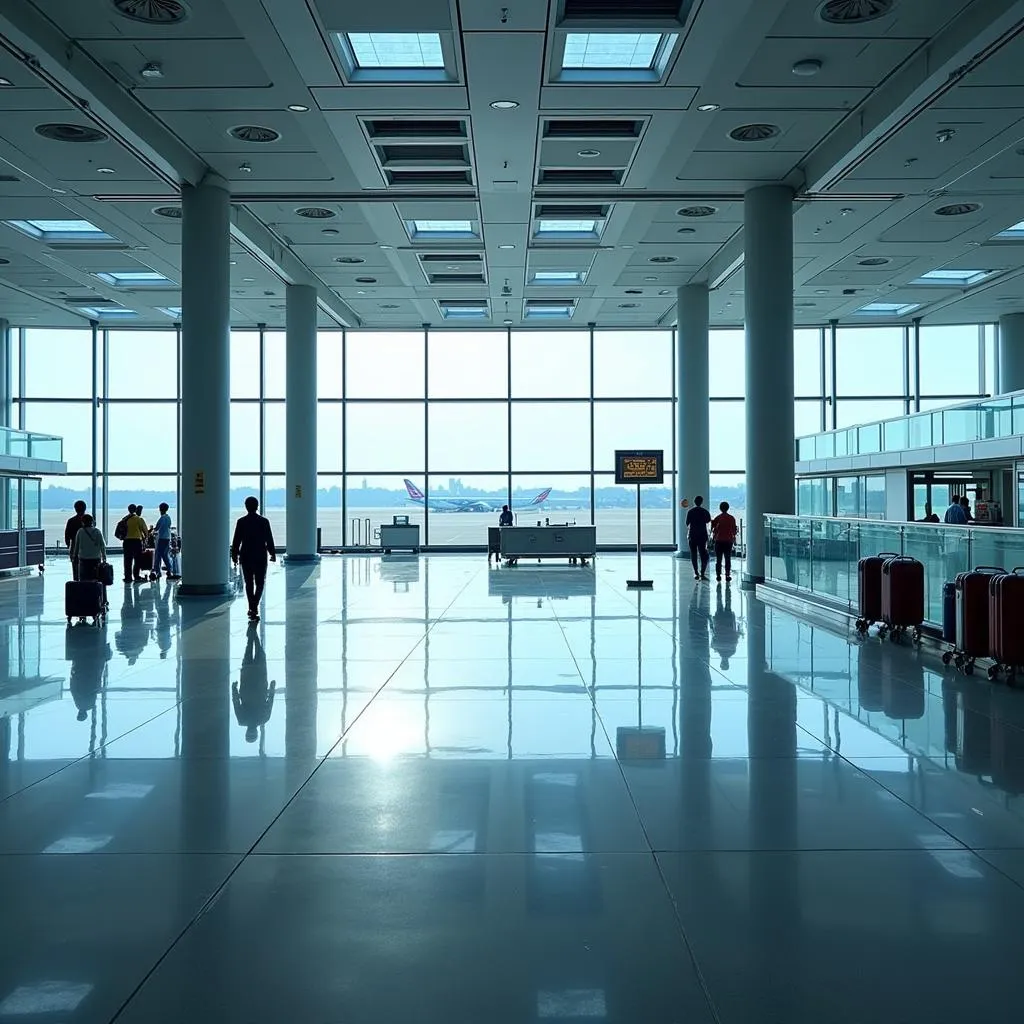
[[0, 425, 63, 463]]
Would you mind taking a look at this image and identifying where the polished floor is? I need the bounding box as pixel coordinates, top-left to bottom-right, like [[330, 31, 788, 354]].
[[3, 554, 1024, 1022]]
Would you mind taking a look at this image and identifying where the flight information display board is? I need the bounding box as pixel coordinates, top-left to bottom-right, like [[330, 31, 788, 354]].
[[614, 449, 664, 485]]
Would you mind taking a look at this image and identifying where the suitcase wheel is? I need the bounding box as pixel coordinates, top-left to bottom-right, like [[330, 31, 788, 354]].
[[942, 651, 953, 666]]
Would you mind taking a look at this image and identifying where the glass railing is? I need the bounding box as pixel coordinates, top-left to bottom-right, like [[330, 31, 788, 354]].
[[796, 391, 1024, 461], [764, 514, 1024, 626], [0, 425, 63, 463]]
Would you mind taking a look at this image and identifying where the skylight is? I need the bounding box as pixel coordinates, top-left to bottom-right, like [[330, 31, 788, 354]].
[[532, 270, 586, 285], [96, 271, 173, 287], [855, 302, 921, 317], [158, 306, 182, 319], [439, 302, 489, 320], [535, 218, 603, 239], [347, 33, 443, 68], [911, 269, 993, 286], [6, 218, 115, 242], [78, 306, 138, 319], [995, 220, 1024, 239], [563, 33, 661, 70], [524, 302, 575, 320], [407, 219, 477, 239]]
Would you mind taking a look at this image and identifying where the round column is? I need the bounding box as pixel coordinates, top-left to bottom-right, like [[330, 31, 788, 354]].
[[999, 313, 1024, 394], [285, 284, 318, 560], [743, 185, 795, 584], [178, 175, 231, 596], [676, 284, 710, 554]]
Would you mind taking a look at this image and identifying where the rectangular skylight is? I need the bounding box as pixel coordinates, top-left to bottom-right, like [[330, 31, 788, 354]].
[[347, 32, 444, 69], [855, 302, 921, 316], [7, 218, 114, 241], [158, 306, 182, 318], [995, 220, 1024, 239], [911, 269, 993, 286], [78, 306, 138, 319], [563, 33, 662, 70], [96, 271, 173, 287], [525, 302, 575, 320], [535, 219, 602, 238], [407, 219, 476, 239], [532, 270, 586, 284], [440, 303, 489, 320]]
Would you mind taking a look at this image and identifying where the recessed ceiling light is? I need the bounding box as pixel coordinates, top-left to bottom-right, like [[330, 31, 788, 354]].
[[792, 58, 822, 77], [644, 276, 658, 282], [97, 167, 115, 174], [659, 289, 672, 295], [288, 103, 310, 112], [321, 228, 339, 235], [618, 302, 639, 309], [696, 103, 720, 112], [242, 277, 255, 283], [577, 149, 601, 158], [0, 78, 13, 88], [815, 289, 829, 295], [490, 100, 519, 109], [497, 243, 515, 250], [503, 318, 513, 325], [379, 244, 393, 249], [139, 62, 164, 80], [678, 227, 696, 234]]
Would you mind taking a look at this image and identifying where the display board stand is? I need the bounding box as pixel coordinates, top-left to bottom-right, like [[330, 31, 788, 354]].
[[615, 449, 663, 591], [626, 484, 653, 589]]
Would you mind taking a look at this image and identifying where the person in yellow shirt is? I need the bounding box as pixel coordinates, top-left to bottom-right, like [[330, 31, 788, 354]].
[[120, 504, 149, 582]]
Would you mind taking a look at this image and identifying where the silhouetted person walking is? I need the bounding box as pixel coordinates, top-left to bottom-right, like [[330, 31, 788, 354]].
[[231, 496, 277, 621]]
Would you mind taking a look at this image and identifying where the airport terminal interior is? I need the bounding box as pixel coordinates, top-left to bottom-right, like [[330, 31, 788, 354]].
[[9, 0, 1024, 1020]]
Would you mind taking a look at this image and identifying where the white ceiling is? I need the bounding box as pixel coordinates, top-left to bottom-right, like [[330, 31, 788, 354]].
[[1, 0, 1024, 330]]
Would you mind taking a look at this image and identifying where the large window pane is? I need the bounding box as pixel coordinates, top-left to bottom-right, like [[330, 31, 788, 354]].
[[347, 331, 424, 398], [231, 331, 260, 399], [510, 473, 591, 526], [836, 327, 905, 395], [710, 473, 746, 538], [511, 402, 589, 471], [318, 402, 343, 472], [425, 474, 510, 546], [107, 403, 178, 472], [511, 330, 590, 398], [317, 474, 343, 546], [230, 402, 260, 472], [919, 325, 981, 396], [318, 332, 344, 399], [593, 330, 672, 398], [264, 402, 285, 472], [835, 399, 906, 430], [108, 329, 177, 398], [709, 329, 744, 398], [594, 473, 672, 544], [41, 474, 92, 543], [795, 398, 823, 438], [264, 331, 286, 399], [230, 475, 261, 537], [24, 329, 93, 398], [709, 400, 745, 473], [344, 475, 424, 544], [102, 476, 177, 540], [346, 402, 424, 472], [593, 401, 673, 471], [23, 402, 94, 473], [428, 331, 507, 398], [795, 328, 822, 397], [428, 403, 508, 472], [263, 474, 285, 537]]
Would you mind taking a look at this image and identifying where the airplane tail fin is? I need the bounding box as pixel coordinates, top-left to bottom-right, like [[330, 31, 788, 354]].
[[403, 479, 426, 502], [531, 487, 552, 505]]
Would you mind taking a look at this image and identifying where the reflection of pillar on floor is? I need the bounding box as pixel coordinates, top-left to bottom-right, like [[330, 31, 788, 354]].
[[680, 576, 713, 846], [285, 564, 320, 769]]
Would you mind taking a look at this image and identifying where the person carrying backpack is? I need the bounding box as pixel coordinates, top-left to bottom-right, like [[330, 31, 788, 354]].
[[117, 504, 149, 582], [70, 514, 107, 583]]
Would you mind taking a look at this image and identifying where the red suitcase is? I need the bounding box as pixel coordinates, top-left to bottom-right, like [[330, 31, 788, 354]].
[[855, 552, 899, 634], [955, 567, 1004, 673], [987, 569, 1024, 680], [880, 555, 924, 640]]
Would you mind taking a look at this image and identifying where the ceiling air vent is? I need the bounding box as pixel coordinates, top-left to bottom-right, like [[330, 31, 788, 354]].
[[378, 144, 468, 164], [935, 203, 981, 216], [62, 296, 117, 305], [729, 124, 780, 142], [677, 205, 716, 218], [818, 0, 895, 25], [563, 0, 685, 18], [153, 206, 182, 218], [365, 119, 467, 139], [0, 175, 20, 182], [538, 168, 624, 185], [228, 125, 280, 143], [535, 204, 608, 219], [428, 272, 487, 285], [419, 253, 483, 265], [386, 169, 473, 186], [111, 0, 190, 24], [858, 257, 890, 266], [295, 207, 336, 219], [543, 119, 643, 139], [354, 277, 377, 284], [648, 255, 677, 264], [35, 123, 109, 143], [335, 256, 364, 264]]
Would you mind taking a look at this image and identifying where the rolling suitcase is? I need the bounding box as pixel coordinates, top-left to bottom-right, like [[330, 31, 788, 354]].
[[65, 580, 105, 624], [942, 581, 957, 644], [987, 569, 1024, 681], [139, 548, 154, 572], [954, 567, 1004, 674], [97, 561, 114, 587], [880, 555, 924, 641], [855, 552, 899, 634]]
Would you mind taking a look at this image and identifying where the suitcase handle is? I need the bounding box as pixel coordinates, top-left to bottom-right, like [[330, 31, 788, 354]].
[[973, 566, 1006, 573], [1012, 567, 1024, 575], [877, 551, 900, 558]]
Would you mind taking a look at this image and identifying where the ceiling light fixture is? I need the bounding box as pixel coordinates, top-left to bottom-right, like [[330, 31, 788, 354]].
[[936, 128, 956, 144], [490, 100, 519, 109], [139, 62, 164, 79], [696, 103, 720, 112], [287, 103, 310, 112], [577, 149, 601, 158], [497, 243, 515, 249], [0, 78, 13, 88], [792, 58, 822, 77], [97, 167, 115, 174], [321, 228, 339, 236]]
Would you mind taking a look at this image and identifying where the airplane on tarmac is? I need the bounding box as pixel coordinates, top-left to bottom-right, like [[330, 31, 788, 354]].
[[403, 479, 552, 513]]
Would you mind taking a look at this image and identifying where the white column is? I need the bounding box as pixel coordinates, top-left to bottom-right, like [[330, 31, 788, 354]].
[[999, 313, 1024, 394], [744, 185, 795, 583], [676, 285, 710, 554], [178, 175, 231, 595], [285, 283, 318, 559]]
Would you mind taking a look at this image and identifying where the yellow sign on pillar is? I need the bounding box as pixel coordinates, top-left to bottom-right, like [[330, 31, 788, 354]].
[[194, 471, 205, 495], [294, 483, 302, 499]]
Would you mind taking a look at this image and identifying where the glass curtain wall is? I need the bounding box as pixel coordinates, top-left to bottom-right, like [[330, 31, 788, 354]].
[[13, 322, 994, 549]]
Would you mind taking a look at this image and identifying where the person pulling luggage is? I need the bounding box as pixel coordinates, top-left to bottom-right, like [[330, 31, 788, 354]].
[[64, 500, 88, 580], [70, 515, 107, 588]]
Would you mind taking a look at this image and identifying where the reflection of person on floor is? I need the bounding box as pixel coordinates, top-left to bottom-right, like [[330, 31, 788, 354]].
[[115, 583, 149, 665], [66, 622, 111, 722], [711, 585, 740, 670], [152, 578, 178, 659], [232, 624, 276, 744]]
